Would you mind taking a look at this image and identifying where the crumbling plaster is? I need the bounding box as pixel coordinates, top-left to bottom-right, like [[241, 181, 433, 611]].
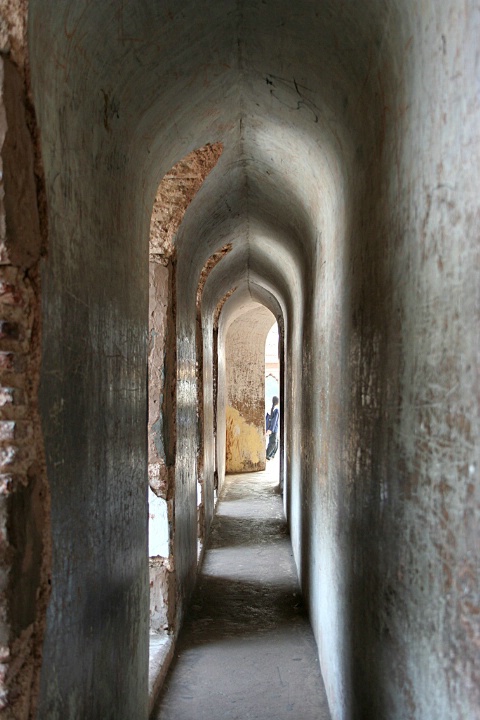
[[0, 1, 28, 71], [0, 4, 50, 715], [147, 144, 223, 635]]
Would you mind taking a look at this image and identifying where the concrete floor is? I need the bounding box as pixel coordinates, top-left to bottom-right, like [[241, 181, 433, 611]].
[[153, 460, 331, 720]]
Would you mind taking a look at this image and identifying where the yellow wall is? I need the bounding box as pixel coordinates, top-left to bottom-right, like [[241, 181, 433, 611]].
[[225, 405, 265, 473]]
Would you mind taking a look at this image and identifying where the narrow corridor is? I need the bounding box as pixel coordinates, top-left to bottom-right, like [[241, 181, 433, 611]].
[[154, 463, 331, 719]]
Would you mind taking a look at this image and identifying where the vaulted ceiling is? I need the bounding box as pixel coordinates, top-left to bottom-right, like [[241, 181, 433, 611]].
[[29, 0, 403, 324]]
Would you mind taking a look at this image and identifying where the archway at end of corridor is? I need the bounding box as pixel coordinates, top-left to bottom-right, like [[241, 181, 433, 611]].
[[265, 321, 281, 473], [215, 294, 284, 494], [225, 305, 274, 474]]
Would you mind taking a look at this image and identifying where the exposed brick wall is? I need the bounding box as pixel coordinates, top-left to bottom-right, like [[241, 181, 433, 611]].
[[149, 143, 223, 263], [148, 146, 223, 633], [0, 40, 49, 720]]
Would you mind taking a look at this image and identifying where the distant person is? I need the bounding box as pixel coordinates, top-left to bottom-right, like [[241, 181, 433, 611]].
[[265, 396, 279, 460]]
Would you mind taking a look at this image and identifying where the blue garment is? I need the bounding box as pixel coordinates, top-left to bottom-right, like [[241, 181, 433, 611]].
[[266, 407, 279, 434], [266, 430, 278, 459]]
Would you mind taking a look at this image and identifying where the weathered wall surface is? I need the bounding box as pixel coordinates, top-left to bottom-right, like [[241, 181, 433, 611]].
[[36, 171, 150, 720], [225, 405, 263, 472], [0, 9, 50, 716], [201, 312, 216, 530], [303, 4, 480, 720], [27, 14, 152, 709], [224, 306, 274, 473], [36, 182, 150, 720], [148, 261, 173, 495], [195, 244, 231, 544], [148, 261, 176, 633], [147, 146, 223, 633], [172, 278, 199, 611]]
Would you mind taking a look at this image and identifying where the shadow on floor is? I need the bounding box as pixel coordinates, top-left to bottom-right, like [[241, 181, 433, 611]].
[[152, 470, 331, 720]]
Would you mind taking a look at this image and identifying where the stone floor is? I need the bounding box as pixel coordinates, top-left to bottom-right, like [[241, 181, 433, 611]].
[[152, 459, 331, 720]]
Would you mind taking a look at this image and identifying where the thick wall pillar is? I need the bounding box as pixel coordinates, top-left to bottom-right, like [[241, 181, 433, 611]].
[[148, 260, 175, 632], [201, 313, 216, 531], [29, 101, 151, 718]]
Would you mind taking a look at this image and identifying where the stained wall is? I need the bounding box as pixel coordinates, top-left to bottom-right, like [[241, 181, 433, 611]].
[[224, 305, 274, 473], [300, 6, 480, 718], [0, 8, 50, 716]]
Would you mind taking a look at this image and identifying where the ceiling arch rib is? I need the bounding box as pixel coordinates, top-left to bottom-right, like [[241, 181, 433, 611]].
[[30, 0, 399, 233], [209, 281, 283, 337], [172, 126, 335, 321], [200, 239, 295, 338], [129, 0, 391, 189], [30, 2, 397, 316], [149, 143, 223, 263], [161, 117, 342, 266]]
